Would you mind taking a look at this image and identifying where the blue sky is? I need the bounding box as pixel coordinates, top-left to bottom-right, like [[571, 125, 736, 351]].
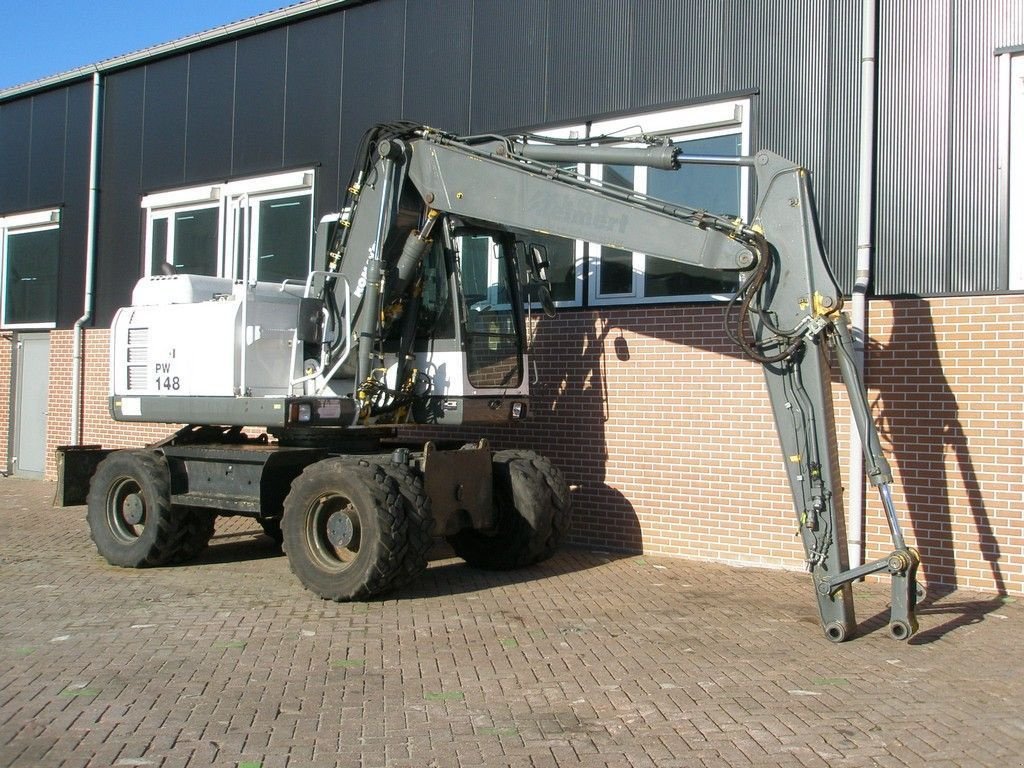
[[1, 1, 295, 90]]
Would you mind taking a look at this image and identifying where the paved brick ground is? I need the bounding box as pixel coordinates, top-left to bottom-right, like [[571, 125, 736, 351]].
[[1, 477, 1021, 768]]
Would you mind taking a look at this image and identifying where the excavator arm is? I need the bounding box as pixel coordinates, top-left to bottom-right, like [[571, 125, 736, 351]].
[[326, 124, 919, 641]]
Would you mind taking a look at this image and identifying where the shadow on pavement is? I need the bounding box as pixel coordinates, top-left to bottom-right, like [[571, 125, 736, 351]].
[[856, 585, 1010, 644]]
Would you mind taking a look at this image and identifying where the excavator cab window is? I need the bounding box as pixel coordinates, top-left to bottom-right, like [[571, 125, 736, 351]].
[[414, 236, 456, 341], [456, 232, 524, 389]]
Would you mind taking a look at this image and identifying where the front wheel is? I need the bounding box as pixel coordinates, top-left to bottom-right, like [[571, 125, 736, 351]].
[[281, 459, 407, 600], [86, 450, 183, 567], [448, 450, 571, 570]]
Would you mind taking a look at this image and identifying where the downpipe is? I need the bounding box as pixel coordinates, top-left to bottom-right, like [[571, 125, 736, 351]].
[[71, 71, 102, 445], [848, 0, 878, 569]]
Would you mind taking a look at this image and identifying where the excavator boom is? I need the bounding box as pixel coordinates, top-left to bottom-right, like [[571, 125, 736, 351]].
[[326, 124, 918, 641]]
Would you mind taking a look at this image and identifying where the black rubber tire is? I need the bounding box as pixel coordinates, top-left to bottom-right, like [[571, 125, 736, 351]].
[[174, 507, 217, 562], [448, 450, 571, 570], [281, 458, 407, 601], [259, 517, 284, 546], [86, 450, 184, 568], [380, 460, 435, 587]]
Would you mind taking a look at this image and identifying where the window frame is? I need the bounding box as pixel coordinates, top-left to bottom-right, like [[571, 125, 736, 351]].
[[0, 208, 61, 330], [142, 169, 315, 283]]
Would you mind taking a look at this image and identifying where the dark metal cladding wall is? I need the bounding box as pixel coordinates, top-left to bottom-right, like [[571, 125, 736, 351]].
[[0, 81, 93, 326], [468, 0, 549, 132], [22, 0, 1020, 325], [338, 0, 407, 176], [96, 69, 146, 324], [404, 0, 474, 132], [491, 0, 860, 291], [875, 0, 1024, 295]]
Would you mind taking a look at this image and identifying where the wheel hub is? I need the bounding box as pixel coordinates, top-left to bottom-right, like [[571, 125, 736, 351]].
[[122, 493, 145, 525], [326, 511, 355, 548]]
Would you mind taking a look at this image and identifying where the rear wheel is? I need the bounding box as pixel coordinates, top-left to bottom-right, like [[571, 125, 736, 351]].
[[281, 458, 407, 600], [174, 507, 217, 562], [86, 450, 183, 567], [448, 450, 571, 570]]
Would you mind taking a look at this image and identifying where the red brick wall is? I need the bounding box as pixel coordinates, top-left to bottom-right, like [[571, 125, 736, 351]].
[[44, 329, 176, 479], [0, 334, 12, 472], [863, 297, 1023, 594], [16, 295, 1024, 596]]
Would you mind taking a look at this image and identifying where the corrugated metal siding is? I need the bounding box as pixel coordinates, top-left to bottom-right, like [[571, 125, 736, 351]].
[[338, 0, 407, 170], [141, 57, 188, 190], [468, 0, 549, 132], [234, 28, 289, 172], [403, 0, 474, 132], [97, 68, 146, 324], [0, 98, 33, 212], [183, 44, 236, 182], [876, 0, 1024, 295], [876, 0, 953, 295], [0, 80, 93, 325], [545, 0, 633, 123], [7, 0, 1021, 326], [283, 13, 345, 205]]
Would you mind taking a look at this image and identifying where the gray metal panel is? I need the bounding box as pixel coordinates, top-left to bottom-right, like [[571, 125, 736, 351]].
[[13, 334, 49, 477], [338, 0, 406, 170], [875, 0, 1024, 295], [468, 0, 548, 132], [403, 0, 474, 132], [141, 57, 189, 190], [96, 68, 146, 323], [16, 0, 1020, 327], [875, 0, 951, 295], [283, 12, 345, 196], [184, 44, 236, 181], [0, 98, 31, 212], [234, 28, 288, 172], [27, 89, 69, 207], [545, 0, 633, 123]]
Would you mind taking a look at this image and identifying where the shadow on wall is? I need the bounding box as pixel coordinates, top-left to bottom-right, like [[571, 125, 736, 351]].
[[526, 311, 644, 554], [866, 297, 1006, 599]]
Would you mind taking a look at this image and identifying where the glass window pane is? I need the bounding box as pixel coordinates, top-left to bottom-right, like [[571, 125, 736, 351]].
[[604, 163, 634, 189], [596, 164, 636, 296], [172, 208, 219, 275], [644, 133, 742, 297], [149, 218, 168, 275], [458, 235, 493, 305], [256, 195, 312, 283], [5, 227, 59, 325], [644, 255, 736, 297], [648, 134, 741, 216], [600, 247, 633, 295], [526, 233, 575, 303]]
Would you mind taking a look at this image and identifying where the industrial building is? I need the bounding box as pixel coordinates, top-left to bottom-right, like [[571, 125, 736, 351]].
[[0, 0, 1020, 596]]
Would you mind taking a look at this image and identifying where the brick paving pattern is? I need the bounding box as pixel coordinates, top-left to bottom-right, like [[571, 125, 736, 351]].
[[1, 477, 1021, 767]]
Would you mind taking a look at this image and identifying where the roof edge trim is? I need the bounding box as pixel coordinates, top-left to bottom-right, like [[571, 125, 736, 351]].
[[0, 0, 356, 102]]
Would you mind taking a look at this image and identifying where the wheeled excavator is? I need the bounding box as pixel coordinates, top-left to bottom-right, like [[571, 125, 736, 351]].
[[63, 122, 919, 642]]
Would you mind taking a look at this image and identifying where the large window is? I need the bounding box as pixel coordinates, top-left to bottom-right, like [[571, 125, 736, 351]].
[[142, 170, 314, 283], [1007, 51, 1024, 290], [515, 99, 750, 308], [581, 101, 749, 305], [0, 209, 61, 328]]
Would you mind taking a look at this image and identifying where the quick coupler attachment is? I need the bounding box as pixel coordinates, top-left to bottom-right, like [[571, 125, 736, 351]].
[[886, 547, 921, 641], [816, 546, 921, 642]]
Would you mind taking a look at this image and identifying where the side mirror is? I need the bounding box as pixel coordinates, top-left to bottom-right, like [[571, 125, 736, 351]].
[[528, 244, 556, 318], [529, 244, 550, 284]]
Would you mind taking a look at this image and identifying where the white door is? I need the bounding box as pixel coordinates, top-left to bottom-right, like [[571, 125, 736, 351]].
[[13, 333, 50, 477]]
